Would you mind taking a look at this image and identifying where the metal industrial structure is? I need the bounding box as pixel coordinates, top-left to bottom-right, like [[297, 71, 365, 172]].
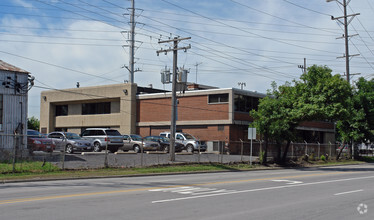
[[0, 60, 33, 155]]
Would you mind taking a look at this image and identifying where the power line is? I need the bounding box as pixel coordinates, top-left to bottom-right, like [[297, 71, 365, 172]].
[[282, 0, 333, 16], [0, 50, 123, 83]]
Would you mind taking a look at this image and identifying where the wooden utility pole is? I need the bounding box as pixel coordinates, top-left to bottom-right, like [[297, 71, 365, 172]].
[[157, 37, 191, 161], [328, 0, 360, 84]]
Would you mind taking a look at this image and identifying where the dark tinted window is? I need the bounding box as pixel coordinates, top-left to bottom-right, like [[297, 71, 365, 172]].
[[234, 94, 260, 112], [208, 94, 228, 104], [82, 130, 92, 136], [82, 102, 110, 115], [56, 105, 68, 116], [27, 130, 42, 138], [105, 129, 121, 136]]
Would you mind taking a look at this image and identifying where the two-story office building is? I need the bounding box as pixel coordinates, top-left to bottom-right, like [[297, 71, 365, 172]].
[[40, 83, 336, 153]]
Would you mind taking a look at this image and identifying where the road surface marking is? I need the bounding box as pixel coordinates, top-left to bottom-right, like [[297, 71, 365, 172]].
[[271, 180, 303, 184], [334, 189, 364, 196], [152, 175, 374, 203], [150, 186, 235, 195], [0, 171, 357, 205]]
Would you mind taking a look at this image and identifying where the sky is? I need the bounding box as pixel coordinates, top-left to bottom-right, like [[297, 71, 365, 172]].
[[0, 0, 373, 118]]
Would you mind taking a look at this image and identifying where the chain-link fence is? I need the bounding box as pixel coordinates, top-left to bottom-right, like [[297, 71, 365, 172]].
[[227, 140, 339, 159], [1, 133, 370, 172]]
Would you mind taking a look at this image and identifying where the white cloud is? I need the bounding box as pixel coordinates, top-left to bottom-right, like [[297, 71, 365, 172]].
[[1, 0, 373, 118], [13, 0, 34, 8]]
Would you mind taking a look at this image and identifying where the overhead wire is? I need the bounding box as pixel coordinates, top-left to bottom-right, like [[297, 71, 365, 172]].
[[0, 50, 123, 83]]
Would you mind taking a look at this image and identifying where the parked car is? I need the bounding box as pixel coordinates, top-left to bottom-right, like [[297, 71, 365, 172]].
[[144, 135, 185, 152], [47, 132, 92, 154], [80, 128, 124, 153], [336, 144, 349, 153], [358, 143, 374, 154], [159, 131, 207, 153], [122, 134, 161, 153], [27, 129, 55, 153]]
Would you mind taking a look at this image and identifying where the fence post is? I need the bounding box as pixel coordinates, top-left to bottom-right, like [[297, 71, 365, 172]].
[[104, 134, 108, 168], [198, 138, 201, 164], [220, 141, 223, 164], [141, 137, 144, 167], [291, 141, 294, 159], [329, 141, 332, 159], [62, 133, 67, 170], [240, 139, 243, 162], [304, 140, 308, 155], [317, 142, 320, 158], [12, 133, 17, 174]]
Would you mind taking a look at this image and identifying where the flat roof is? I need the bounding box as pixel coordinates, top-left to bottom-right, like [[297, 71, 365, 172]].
[[137, 87, 267, 99]]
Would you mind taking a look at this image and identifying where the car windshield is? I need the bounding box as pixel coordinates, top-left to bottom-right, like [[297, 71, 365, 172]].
[[105, 130, 122, 136], [27, 130, 42, 138], [65, 133, 81, 140], [130, 135, 142, 141], [183, 133, 196, 140]]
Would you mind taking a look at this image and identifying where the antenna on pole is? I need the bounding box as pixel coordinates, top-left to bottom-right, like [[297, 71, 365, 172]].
[[194, 62, 202, 84]]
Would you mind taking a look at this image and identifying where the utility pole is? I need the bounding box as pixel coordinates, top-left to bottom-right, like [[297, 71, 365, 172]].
[[157, 37, 191, 161], [129, 0, 135, 83], [327, 0, 360, 84], [298, 58, 307, 74]]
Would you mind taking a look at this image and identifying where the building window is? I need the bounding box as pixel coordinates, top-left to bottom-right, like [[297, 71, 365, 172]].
[[82, 102, 110, 115], [234, 94, 259, 112], [0, 94, 3, 129], [56, 105, 68, 116], [208, 94, 228, 104]]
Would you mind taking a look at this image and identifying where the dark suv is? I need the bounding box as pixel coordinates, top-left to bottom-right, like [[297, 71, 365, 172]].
[[81, 128, 123, 153]]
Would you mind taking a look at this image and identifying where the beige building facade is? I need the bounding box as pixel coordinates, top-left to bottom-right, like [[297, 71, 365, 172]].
[[40, 83, 137, 135]]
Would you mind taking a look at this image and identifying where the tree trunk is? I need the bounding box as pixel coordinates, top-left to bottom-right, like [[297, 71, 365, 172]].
[[263, 135, 268, 164], [336, 141, 345, 160], [276, 141, 282, 163]]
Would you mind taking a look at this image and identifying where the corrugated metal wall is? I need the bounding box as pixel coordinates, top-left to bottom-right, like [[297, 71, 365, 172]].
[[0, 70, 28, 151]]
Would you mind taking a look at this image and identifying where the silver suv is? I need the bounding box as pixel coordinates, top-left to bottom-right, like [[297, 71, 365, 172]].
[[159, 132, 207, 153], [81, 128, 123, 153]]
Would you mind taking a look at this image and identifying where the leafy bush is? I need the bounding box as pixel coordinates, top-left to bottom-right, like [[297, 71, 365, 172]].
[[320, 155, 326, 161]]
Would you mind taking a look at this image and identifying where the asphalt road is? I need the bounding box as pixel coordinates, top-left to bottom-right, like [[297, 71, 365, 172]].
[[1, 164, 373, 220]]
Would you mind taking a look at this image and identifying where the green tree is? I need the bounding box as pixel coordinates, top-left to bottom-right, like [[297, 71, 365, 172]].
[[251, 65, 352, 163], [337, 77, 374, 158], [27, 116, 40, 131], [251, 82, 299, 164]]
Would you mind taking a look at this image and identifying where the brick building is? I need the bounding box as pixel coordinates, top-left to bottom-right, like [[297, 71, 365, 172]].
[[40, 83, 335, 152]]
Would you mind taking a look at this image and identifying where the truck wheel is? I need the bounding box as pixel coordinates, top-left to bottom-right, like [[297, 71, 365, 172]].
[[186, 144, 194, 153]]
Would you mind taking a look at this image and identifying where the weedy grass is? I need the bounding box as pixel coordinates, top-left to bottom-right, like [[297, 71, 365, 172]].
[[0, 159, 369, 182]]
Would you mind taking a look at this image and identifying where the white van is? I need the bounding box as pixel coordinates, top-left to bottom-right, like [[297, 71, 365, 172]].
[[159, 131, 207, 153]]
